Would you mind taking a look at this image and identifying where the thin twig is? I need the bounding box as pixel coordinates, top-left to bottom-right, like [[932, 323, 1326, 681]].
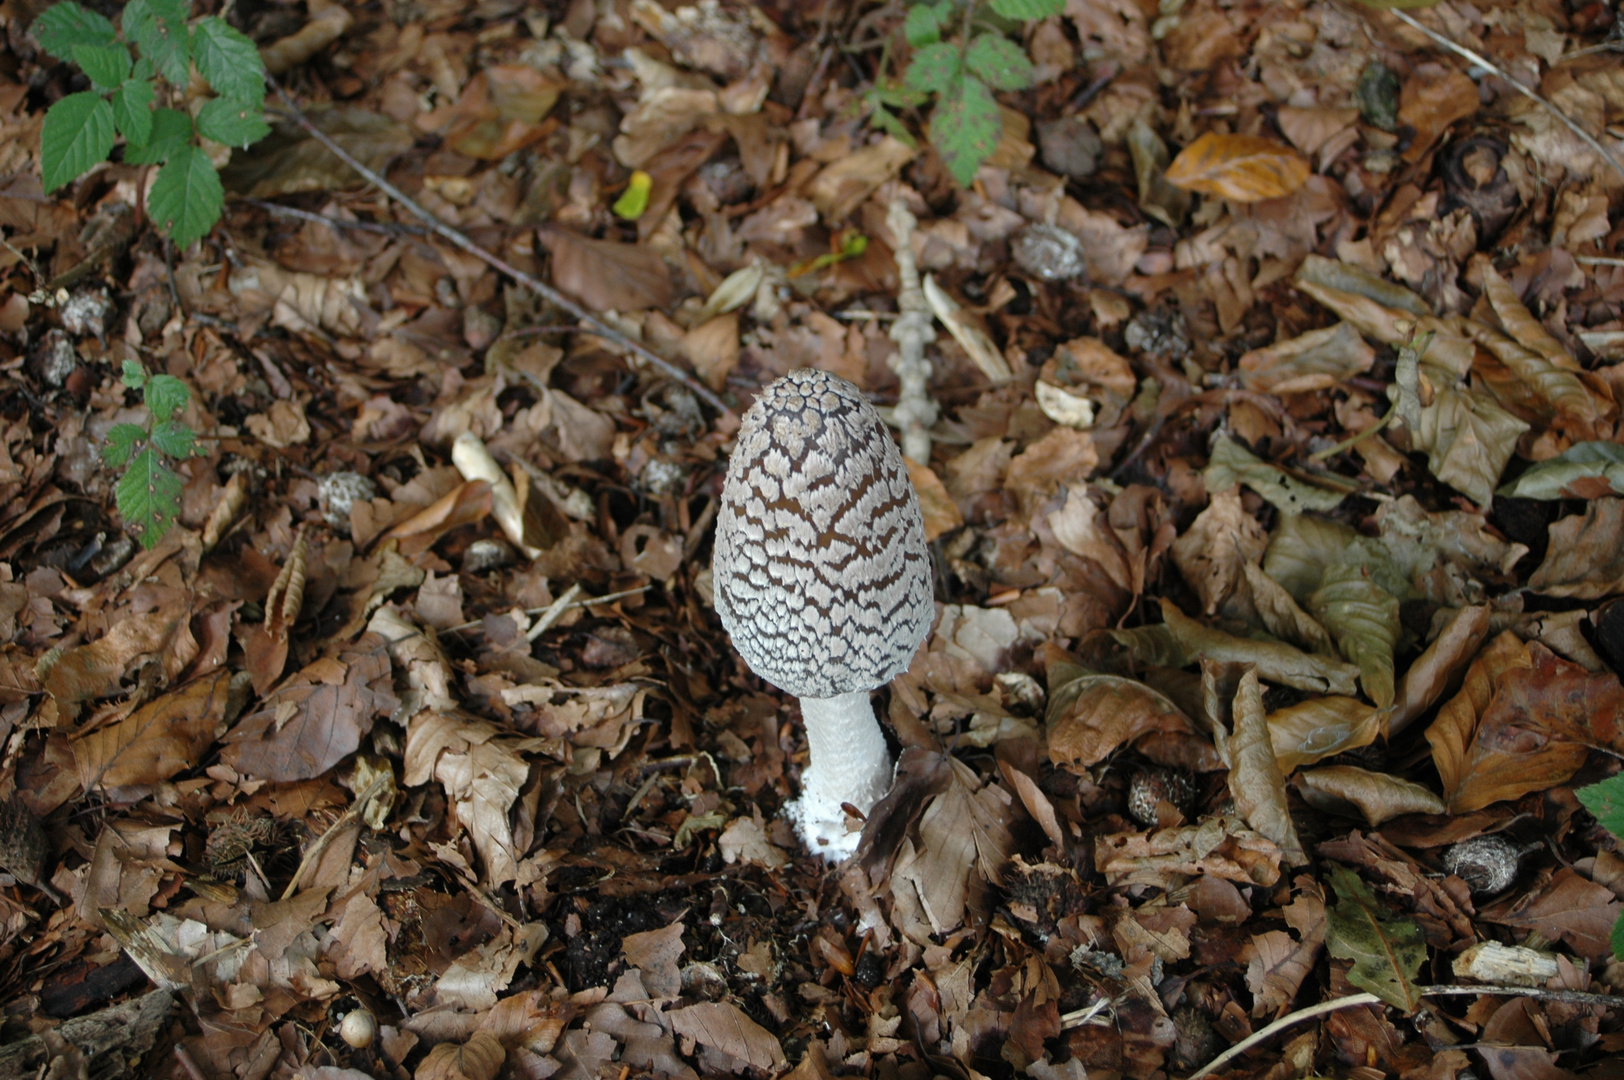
[[1380, 7, 1624, 186], [441, 585, 653, 635], [244, 196, 427, 236], [1575, 255, 1624, 267], [261, 74, 737, 428], [281, 775, 387, 900], [1185, 983, 1624, 1080]]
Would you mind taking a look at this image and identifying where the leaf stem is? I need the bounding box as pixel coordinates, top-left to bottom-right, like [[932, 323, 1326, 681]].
[[1307, 405, 1395, 462]]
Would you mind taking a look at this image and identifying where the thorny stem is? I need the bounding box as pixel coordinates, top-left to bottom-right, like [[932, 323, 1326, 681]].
[[886, 199, 938, 463], [262, 74, 738, 430], [1379, 7, 1624, 186]]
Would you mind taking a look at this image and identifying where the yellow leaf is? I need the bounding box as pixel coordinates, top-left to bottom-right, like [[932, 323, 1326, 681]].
[[1164, 132, 1311, 202]]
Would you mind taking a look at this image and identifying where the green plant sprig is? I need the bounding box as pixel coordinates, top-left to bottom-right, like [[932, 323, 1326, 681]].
[[886, 0, 1063, 186], [32, 0, 269, 247], [103, 360, 200, 548]]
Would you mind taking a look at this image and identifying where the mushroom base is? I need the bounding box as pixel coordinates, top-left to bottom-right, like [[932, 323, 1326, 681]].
[[790, 691, 895, 862]]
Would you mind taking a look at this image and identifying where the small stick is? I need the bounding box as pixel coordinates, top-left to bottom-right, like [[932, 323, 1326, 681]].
[[1380, 7, 1624, 186], [261, 75, 737, 428]]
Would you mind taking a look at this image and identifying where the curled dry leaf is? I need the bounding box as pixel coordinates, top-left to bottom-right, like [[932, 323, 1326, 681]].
[[1237, 322, 1376, 395], [72, 669, 247, 792], [1096, 816, 1283, 888], [1205, 432, 1347, 516], [1529, 498, 1624, 599], [259, 4, 352, 74], [1386, 605, 1490, 736], [1267, 696, 1380, 774], [1214, 668, 1306, 866], [1163, 132, 1311, 202], [1500, 441, 1624, 500], [418, 1031, 506, 1080], [1295, 766, 1446, 826], [1170, 487, 1267, 616], [200, 471, 250, 554], [1310, 564, 1400, 709], [1158, 599, 1361, 697], [1047, 665, 1198, 772]]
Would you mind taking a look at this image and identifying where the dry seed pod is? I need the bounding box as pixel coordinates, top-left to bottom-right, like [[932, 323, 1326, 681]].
[[713, 369, 934, 860], [318, 471, 376, 535], [1443, 834, 1530, 895], [1127, 766, 1195, 827]]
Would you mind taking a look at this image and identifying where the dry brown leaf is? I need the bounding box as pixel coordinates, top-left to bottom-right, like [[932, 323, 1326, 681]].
[[1488, 867, 1622, 960], [1385, 605, 1489, 736], [1246, 877, 1327, 1016], [72, 670, 242, 792], [1425, 632, 1589, 813], [1237, 322, 1376, 395], [620, 920, 685, 999], [683, 313, 740, 391], [540, 228, 673, 312], [889, 756, 1016, 940], [666, 1002, 787, 1074], [1171, 488, 1267, 615], [1216, 668, 1307, 866], [806, 137, 915, 221], [903, 458, 964, 542], [1267, 696, 1379, 774], [1529, 498, 1624, 599], [1161, 600, 1360, 697], [1295, 766, 1446, 826], [1397, 63, 1480, 163], [45, 611, 194, 718], [1164, 132, 1310, 202], [1047, 666, 1198, 773], [417, 1031, 506, 1080], [1096, 817, 1282, 888]]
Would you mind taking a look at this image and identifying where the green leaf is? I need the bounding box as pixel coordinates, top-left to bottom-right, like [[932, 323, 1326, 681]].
[[123, 107, 192, 164], [1310, 565, 1400, 709], [905, 41, 962, 95], [989, 0, 1064, 17], [112, 78, 156, 146], [867, 103, 918, 147], [903, 2, 950, 47], [126, 0, 192, 88], [1613, 912, 1624, 962], [196, 96, 270, 147], [116, 445, 184, 549], [103, 423, 147, 468], [932, 75, 1002, 186], [122, 359, 148, 388], [144, 373, 190, 422], [71, 42, 131, 89], [1578, 776, 1624, 840], [1324, 864, 1426, 1012], [31, 2, 116, 59], [41, 91, 115, 191], [191, 17, 264, 107], [1498, 441, 1624, 500], [147, 144, 223, 248], [149, 418, 195, 458], [965, 34, 1033, 91]]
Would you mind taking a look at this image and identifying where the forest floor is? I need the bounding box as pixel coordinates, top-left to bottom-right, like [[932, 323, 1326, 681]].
[[5, 0, 1624, 1079]]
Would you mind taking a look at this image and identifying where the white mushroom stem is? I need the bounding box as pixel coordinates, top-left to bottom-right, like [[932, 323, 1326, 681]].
[[886, 199, 938, 464], [790, 691, 895, 862]]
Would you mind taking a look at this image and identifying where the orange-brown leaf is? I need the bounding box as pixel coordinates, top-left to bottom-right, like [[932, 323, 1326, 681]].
[[1164, 132, 1311, 202]]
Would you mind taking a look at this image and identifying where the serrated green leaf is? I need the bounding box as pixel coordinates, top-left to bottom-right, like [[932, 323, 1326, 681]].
[[71, 42, 131, 89], [149, 418, 195, 458], [1325, 864, 1425, 1012], [905, 41, 962, 95], [116, 445, 184, 549], [1578, 776, 1624, 842], [903, 2, 950, 47], [41, 92, 115, 191], [123, 107, 191, 164], [126, 0, 192, 87], [32, 2, 116, 59], [989, 0, 1064, 17], [867, 103, 918, 147], [122, 359, 147, 388], [103, 422, 147, 468], [965, 34, 1032, 91], [112, 78, 155, 145], [932, 74, 1001, 186], [147, 144, 222, 248], [1310, 565, 1400, 709], [191, 17, 264, 107], [144, 373, 190, 422], [196, 95, 270, 147]]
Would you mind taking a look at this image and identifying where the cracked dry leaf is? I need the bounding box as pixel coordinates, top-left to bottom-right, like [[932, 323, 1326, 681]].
[[1402, 370, 1530, 508], [1325, 864, 1426, 1012], [1171, 487, 1267, 615], [1245, 877, 1326, 1017], [1215, 668, 1306, 866], [72, 668, 246, 792], [1096, 816, 1282, 888], [1296, 766, 1446, 826], [1204, 432, 1347, 516], [1426, 632, 1589, 814], [1268, 696, 1380, 774], [1310, 564, 1401, 709]]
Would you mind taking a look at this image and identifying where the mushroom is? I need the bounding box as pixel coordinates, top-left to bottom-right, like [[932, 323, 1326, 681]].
[[713, 368, 935, 860]]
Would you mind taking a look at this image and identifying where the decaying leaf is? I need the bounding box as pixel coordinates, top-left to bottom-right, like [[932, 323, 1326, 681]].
[[73, 669, 247, 792], [1501, 441, 1624, 500], [1324, 864, 1426, 1011], [1529, 498, 1624, 599], [539, 228, 673, 312], [1047, 663, 1199, 771], [1214, 668, 1306, 866], [1156, 599, 1361, 697], [1268, 696, 1380, 774], [1204, 432, 1347, 516], [1096, 817, 1283, 888], [1164, 132, 1311, 202], [1296, 766, 1446, 826], [1245, 877, 1326, 1016]]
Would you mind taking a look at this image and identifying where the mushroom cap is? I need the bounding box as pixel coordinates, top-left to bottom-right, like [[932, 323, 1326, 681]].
[[713, 369, 934, 700]]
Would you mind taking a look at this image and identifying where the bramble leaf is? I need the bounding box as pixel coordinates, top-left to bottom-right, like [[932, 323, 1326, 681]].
[[144, 373, 190, 422], [125, 0, 192, 87], [989, 0, 1064, 16], [965, 34, 1032, 91], [196, 96, 270, 147], [123, 108, 192, 164], [905, 41, 961, 95], [150, 418, 196, 458], [116, 446, 184, 549], [122, 360, 147, 388], [191, 17, 265, 106], [931, 74, 1001, 186], [41, 91, 115, 191], [71, 42, 131, 89], [1578, 776, 1624, 845], [31, 2, 116, 59], [903, 2, 951, 47], [147, 144, 223, 248], [867, 103, 918, 147], [112, 78, 155, 145], [103, 423, 147, 468]]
